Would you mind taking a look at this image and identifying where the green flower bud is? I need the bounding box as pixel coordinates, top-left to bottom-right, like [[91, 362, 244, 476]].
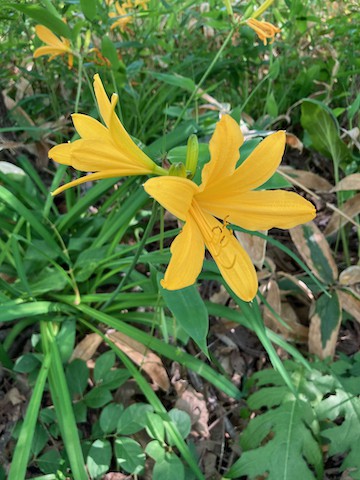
[[185, 134, 199, 180], [169, 162, 187, 177]]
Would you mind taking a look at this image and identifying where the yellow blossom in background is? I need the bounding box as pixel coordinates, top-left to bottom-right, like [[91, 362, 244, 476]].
[[246, 18, 280, 45], [50, 74, 166, 196], [144, 115, 316, 302], [33, 25, 74, 68], [109, 0, 149, 31]]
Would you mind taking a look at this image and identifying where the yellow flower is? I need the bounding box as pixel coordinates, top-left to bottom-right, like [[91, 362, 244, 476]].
[[144, 115, 316, 302], [33, 25, 74, 68], [109, 2, 132, 31], [50, 74, 166, 196], [246, 18, 280, 45]]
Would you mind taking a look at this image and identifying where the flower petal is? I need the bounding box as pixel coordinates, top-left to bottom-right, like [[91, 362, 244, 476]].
[[34, 46, 67, 58], [197, 131, 286, 205], [51, 170, 123, 196], [93, 74, 154, 169], [143, 176, 199, 221], [35, 25, 66, 48], [71, 114, 110, 140], [200, 190, 316, 230], [200, 115, 244, 189], [190, 202, 257, 301], [161, 215, 205, 290]]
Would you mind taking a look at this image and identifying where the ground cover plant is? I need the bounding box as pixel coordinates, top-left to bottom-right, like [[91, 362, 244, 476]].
[[0, 0, 360, 479]]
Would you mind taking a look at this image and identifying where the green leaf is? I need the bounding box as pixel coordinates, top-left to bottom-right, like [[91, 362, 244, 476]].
[[168, 409, 191, 441], [56, 318, 76, 364], [117, 403, 154, 435], [66, 359, 89, 397], [266, 91, 278, 117], [160, 282, 209, 356], [87, 439, 111, 480], [318, 390, 360, 479], [101, 36, 124, 72], [145, 412, 165, 443], [153, 453, 185, 480], [36, 448, 61, 474], [10, 4, 71, 38], [84, 386, 113, 408], [145, 440, 165, 462], [149, 72, 196, 93], [227, 400, 322, 479], [80, 0, 97, 20], [114, 437, 145, 475], [301, 99, 352, 168], [99, 403, 124, 433], [14, 353, 42, 373], [94, 351, 115, 383]]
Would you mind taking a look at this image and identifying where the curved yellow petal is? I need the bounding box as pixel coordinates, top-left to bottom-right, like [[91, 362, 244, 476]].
[[71, 114, 110, 140], [34, 46, 67, 58], [161, 215, 205, 290], [200, 115, 244, 189], [51, 170, 123, 196], [198, 131, 286, 205], [49, 142, 74, 166], [201, 190, 316, 230], [93, 74, 155, 170], [190, 202, 257, 301], [35, 25, 66, 48], [143, 176, 199, 221]]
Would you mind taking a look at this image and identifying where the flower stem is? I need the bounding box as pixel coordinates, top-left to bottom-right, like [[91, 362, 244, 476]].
[[74, 55, 84, 113]]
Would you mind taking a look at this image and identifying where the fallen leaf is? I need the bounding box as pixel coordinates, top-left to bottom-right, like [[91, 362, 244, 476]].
[[338, 289, 360, 323], [107, 330, 170, 392], [339, 266, 360, 286], [70, 333, 102, 362], [324, 193, 360, 236], [174, 382, 209, 438], [331, 173, 360, 192], [285, 133, 303, 152], [279, 166, 332, 192], [290, 221, 338, 284], [235, 230, 267, 269]]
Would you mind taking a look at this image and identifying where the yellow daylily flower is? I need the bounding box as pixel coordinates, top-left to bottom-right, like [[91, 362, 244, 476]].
[[50, 74, 166, 196], [33, 25, 74, 69], [144, 115, 316, 302], [109, 2, 132, 31], [246, 18, 280, 45]]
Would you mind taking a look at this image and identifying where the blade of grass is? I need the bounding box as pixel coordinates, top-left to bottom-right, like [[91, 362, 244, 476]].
[[8, 349, 51, 480], [40, 321, 88, 480]]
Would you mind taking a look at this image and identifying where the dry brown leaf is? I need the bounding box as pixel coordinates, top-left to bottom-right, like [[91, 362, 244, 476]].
[[324, 193, 360, 236], [279, 166, 333, 192], [107, 330, 170, 392], [308, 303, 341, 359], [331, 174, 360, 192], [285, 133, 303, 152], [281, 301, 309, 342], [235, 230, 267, 269], [70, 333, 102, 362], [290, 221, 338, 283], [174, 382, 209, 438], [338, 289, 360, 323], [279, 272, 314, 300], [262, 279, 281, 329], [339, 266, 360, 286]]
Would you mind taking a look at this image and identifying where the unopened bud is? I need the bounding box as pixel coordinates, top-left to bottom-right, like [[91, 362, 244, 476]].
[[169, 162, 187, 177], [185, 134, 199, 180]]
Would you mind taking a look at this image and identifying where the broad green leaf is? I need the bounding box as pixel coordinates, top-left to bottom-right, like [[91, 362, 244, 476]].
[[301, 99, 352, 168], [94, 351, 115, 383], [56, 318, 76, 363], [149, 72, 196, 93], [114, 437, 145, 475], [290, 221, 338, 285], [99, 403, 124, 433], [309, 292, 341, 359], [101, 36, 125, 73], [36, 448, 61, 474], [11, 4, 71, 38], [227, 400, 323, 479], [87, 439, 111, 480], [66, 359, 89, 397], [153, 453, 185, 480], [84, 386, 113, 408], [318, 390, 360, 479], [80, 0, 97, 20], [117, 403, 154, 435], [146, 412, 165, 443], [168, 409, 191, 441], [160, 282, 209, 356], [145, 440, 165, 462], [14, 353, 42, 373]]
